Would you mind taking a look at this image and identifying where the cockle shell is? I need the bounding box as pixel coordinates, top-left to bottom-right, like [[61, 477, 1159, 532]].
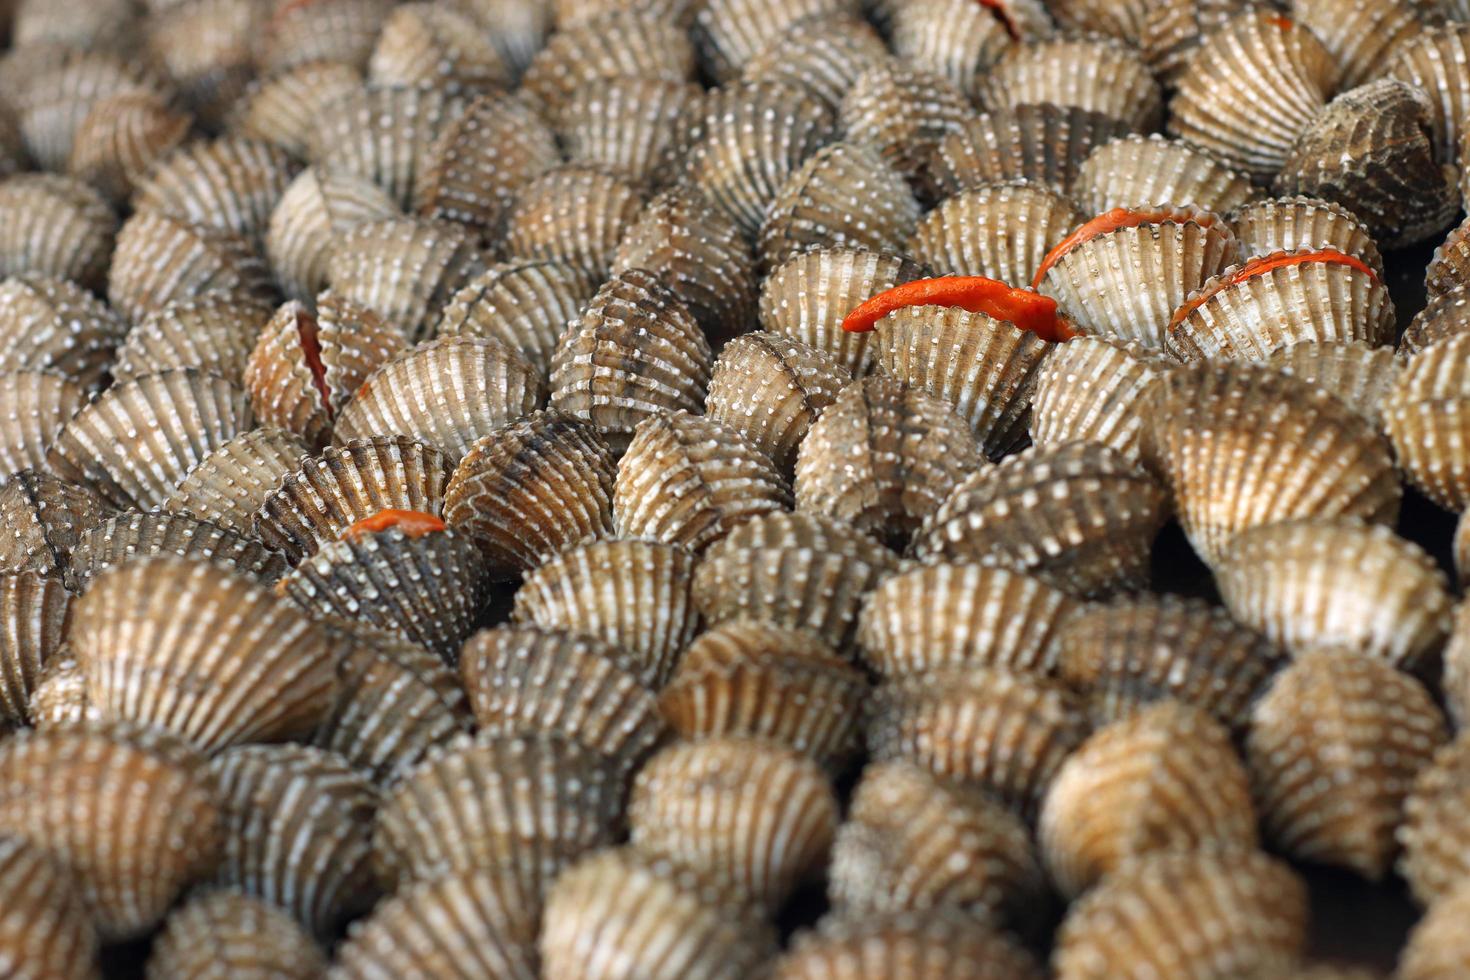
[[1246, 650, 1447, 879], [1039, 702, 1257, 897], [106, 212, 273, 325], [0, 570, 69, 725], [1028, 337, 1171, 463], [46, 369, 254, 511], [13, 0, 137, 49], [1399, 879, 1470, 980], [1402, 282, 1470, 353], [773, 910, 1044, 980], [1053, 595, 1284, 731], [541, 847, 778, 980], [1385, 24, 1470, 164], [0, 274, 127, 393], [889, 0, 1023, 102], [857, 563, 1078, 678], [930, 104, 1135, 199], [0, 472, 106, 577], [0, 175, 115, 291], [435, 260, 597, 377], [614, 411, 792, 552], [332, 336, 543, 462], [1052, 849, 1308, 980], [502, 166, 645, 281], [1443, 603, 1470, 727], [512, 538, 699, 686], [1426, 212, 1470, 298], [1399, 731, 1470, 906], [1141, 363, 1401, 566], [230, 62, 364, 162], [308, 84, 467, 209], [551, 0, 700, 27], [981, 38, 1163, 133], [739, 17, 891, 112], [1228, 196, 1384, 279], [1293, 0, 1432, 89], [1141, 0, 1252, 83], [1215, 519, 1452, 668], [0, 724, 221, 940], [692, 0, 859, 80], [913, 441, 1168, 599], [757, 247, 928, 376], [0, 372, 85, 479], [839, 63, 974, 190], [519, 11, 696, 114], [693, 510, 898, 650], [132, 136, 298, 245], [161, 426, 305, 534], [1264, 340, 1400, 429], [828, 759, 1045, 925], [111, 293, 275, 386], [210, 743, 378, 938], [554, 78, 704, 191], [11, 50, 171, 172], [1072, 135, 1257, 216], [257, 0, 396, 74], [368, 2, 512, 95], [0, 835, 99, 980], [67, 92, 189, 206], [148, 889, 326, 980], [909, 180, 1084, 286], [145, 0, 262, 128], [1386, 333, 1470, 508], [266, 168, 401, 304], [65, 511, 285, 591], [629, 736, 839, 909]]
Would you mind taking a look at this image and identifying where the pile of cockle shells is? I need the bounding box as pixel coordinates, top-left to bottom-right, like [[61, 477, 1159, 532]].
[[5, 0, 1470, 977]]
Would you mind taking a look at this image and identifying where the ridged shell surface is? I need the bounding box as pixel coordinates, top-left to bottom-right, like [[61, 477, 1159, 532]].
[[111, 293, 274, 386], [1386, 333, 1470, 508], [692, 0, 859, 80], [106, 212, 273, 325], [162, 427, 306, 534], [258, 0, 396, 74], [555, 78, 704, 191], [502, 166, 646, 281], [1386, 24, 1470, 163], [0, 570, 69, 725], [739, 18, 891, 112], [1264, 340, 1400, 429], [519, 12, 696, 114], [931, 104, 1135, 199], [1399, 731, 1470, 906], [1399, 879, 1470, 980], [147, 890, 326, 980], [65, 511, 285, 591], [838, 64, 974, 189], [0, 835, 99, 980], [266, 168, 401, 304], [0, 274, 127, 393], [132, 137, 298, 244], [0, 371, 85, 478], [773, 910, 1044, 980], [981, 38, 1162, 132], [1229, 196, 1384, 277], [231, 62, 364, 162], [909, 180, 1083, 286], [1073, 135, 1257, 216], [0, 174, 115, 291], [1029, 337, 1171, 463], [368, 2, 512, 95], [435, 260, 598, 377], [889, 0, 1021, 102], [0, 472, 107, 577]]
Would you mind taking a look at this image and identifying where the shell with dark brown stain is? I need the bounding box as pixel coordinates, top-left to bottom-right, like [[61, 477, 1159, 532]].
[[0, 274, 127, 394], [930, 104, 1135, 200], [909, 180, 1084, 286], [838, 63, 974, 191], [1385, 24, 1470, 165], [1028, 337, 1172, 464], [502, 166, 645, 282], [981, 38, 1162, 133], [435, 260, 597, 377], [0, 471, 107, 578], [1293, 0, 1434, 89], [67, 92, 190, 206], [1402, 282, 1470, 354], [145, 0, 263, 128], [266, 168, 401, 304], [65, 510, 285, 591]]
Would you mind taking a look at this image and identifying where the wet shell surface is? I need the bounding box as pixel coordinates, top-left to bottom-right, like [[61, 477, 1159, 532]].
[[110, 293, 274, 387], [161, 426, 306, 535], [838, 63, 975, 189], [980, 38, 1163, 133], [502, 166, 646, 284], [0, 274, 128, 394], [0, 471, 107, 578], [1385, 333, 1470, 509], [65, 510, 285, 591], [1386, 24, 1470, 165], [1072, 135, 1257, 216], [132, 136, 298, 245], [0, 175, 115, 292], [554, 77, 704, 191], [738, 17, 890, 112], [147, 889, 327, 980], [1402, 282, 1470, 354], [435, 260, 598, 378], [913, 441, 1169, 599], [519, 11, 696, 114], [1246, 650, 1447, 879], [1229, 196, 1385, 278], [106, 212, 273, 325], [772, 910, 1045, 980], [1399, 731, 1470, 906], [930, 104, 1135, 199], [1028, 337, 1171, 463], [266, 168, 402, 305], [0, 371, 85, 478], [1263, 340, 1400, 429], [0, 570, 69, 725], [888, 0, 1025, 103], [0, 835, 99, 980], [908, 180, 1084, 286], [1292, 0, 1431, 90]]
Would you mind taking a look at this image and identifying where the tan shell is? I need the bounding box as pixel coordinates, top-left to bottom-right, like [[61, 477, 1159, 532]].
[[982, 38, 1162, 132], [1073, 135, 1257, 216], [1264, 340, 1400, 429], [1444, 603, 1470, 729], [682, 80, 836, 240], [161, 427, 306, 534], [759, 141, 921, 273], [0, 471, 107, 577], [738, 17, 891, 112], [857, 563, 1078, 678], [692, 0, 859, 80], [65, 511, 285, 591], [230, 61, 364, 162], [0, 175, 115, 292], [0, 570, 69, 725], [555, 77, 704, 191], [0, 724, 221, 940], [512, 538, 699, 686], [1039, 702, 1256, 897], [1386, 333, 1470, 508], [909, 180, 1084, 286], [279, 524, 489, 664], [1296, 0, 1432, 87], [1246, 649, 1447, 879], [773, 910, 1044, 980], [111, 293, 275, 386], [1399, 878, 1470, 980], [1167, 12, 1340, 182], [1215, 519, 1452, 668], [1029, 337, 1171, 463], [331, 867, 540, 980], [1385, 24, 1470, 164], [23, 652, 90, 729], [828, 759, 1045, 925], [210, 743, 378, 938], [148, 889, 326, 980], [1141, 0, 1254, 83], [502, 166, 645, 281], [548, 268, 711, 456], [14, 0, 137, 49], [1054, 595, 1284, 731], [266, 168, 401, 304], [1142, 363, 1401, 567], [332, 336, 544, 462], [889, 0, 1023, 102], [541, 847, 778, 980], [132, 136, 298, 245], [145, 0, 261, 128], [1228, 196, 1385, 278], [692, 510, 899, 651], [0, 371, 86, 479], [867, 666, 1088, 819], [552, 0, 700, 28], [629, 736, 839, 908], [1052, 849, 1308, 980], [1399, 731, 1470, 906], [1426, 212, 1470, 298], [1402, 281, 1470, 354], [0, 274, 127, 394], [12, 50, 171, 172], [435, 260, 597, 377], [106, 212, 273, 325], [46, 369, 254, 511], [412, 91, 560, 238], [67, 92, 190, 206], [914, 441, 1168, 599], [838, 63, 974, 189], [368, 2, 511, 95], [519, 11, 696, 114], [257, 0, 396, 75], [0, 835, 99, 980], [1037, 205, 1240, 349], [704, 331, 852, 474], [757, 247, 929, 377], [657, 619, 867, 765], [460, 625, 661, 772], [930, 104, 1135, 199], [374, 731, 620, 897]]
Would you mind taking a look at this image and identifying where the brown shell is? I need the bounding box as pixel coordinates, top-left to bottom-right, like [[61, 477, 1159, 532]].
[[12, 50, 171, 172], [0, 371, 86, 479], [610, 187, 758, 346], [161, 426, 306, 534], [512, 538, 700, 687], [773, 910, 1044, 980], [1054, 594, 1284, 731], [554, 77, 704, 191], [867, 666, 1089, 819], [1029, 337, 1172, 463], [738, 17, 890, 112], [0, 570, 69, 725], [0, 724, 221, 940], [909, 180, 1084, 286], [857, 563, 1078, 678], [1443, 602, 1470, 727], [368, 2, 511, 95], [681, 80, 836, 239], [1399, 879, 1470, 980], [980, 38, 1162, 132], [435, 260, 597, 377], [111, 293, 275, 386], [658, 619, 867, 765], [1246, 649, 1447, 879], [541, 847, 778, 980], [148, 889, 326, 980], [704, 331, 852, 474], [106, 212, 274, 325], [265, 168, 401, 304], [914, 441, 1168, 599], [519, 11, 696, 114], [1399, 731, 1470, 906], [1264, 340, 1400, 429], [0, 175, 115, 292], [0, 274, 127, 394], [692, 0, 858, 80], [0, 835, 99, 980], [14, 0, 138, 49], [548, 268, 711, 456], [230, 61, 364, 162], [1276, 79, 1458, 249], [1039, 702, 1256, 897], [757, 247, 929, 377], [1296, 0, 1433, 88], [871, 304, 1054, 459], [1386, 24, 1470, 164], [552, 0, 700, 28], [1402, 282, 1470, 354], [257, 0, 396, 75], [1386, 333, 1470, 508], [145, 0, 261, 128], [254, 435, 448, 563], [413, 92, 560, 238], [46, 370, 254, 511], [930, 104, 1135, 199], [0, 471, 107, 577], [614, 411, 792, 552], [209, 743, 378, 938], [1228, 196, 1385, 278], [1072, 134, 1257, 216], [332, 336, 544, 462], [1052, 849, 1308, 980], [502, 166, 645, 281], [374, 731, 620, 897], [279, 524, 489, 664], [1426, 212, 1470, 298], [67, 92, 190, 206], [889, 0, 1022, 103], [1141, 0, 1253, 82], [1142, 363, 1401, 567], [838, 63, 974, 189], [132, 136, 298, 244], [828, 759, 1045, 925], [443, 411, 614, 578], [1167, 12, 1339, 182], [460, 625, 662, 773], [65, 511, 285, 591]]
